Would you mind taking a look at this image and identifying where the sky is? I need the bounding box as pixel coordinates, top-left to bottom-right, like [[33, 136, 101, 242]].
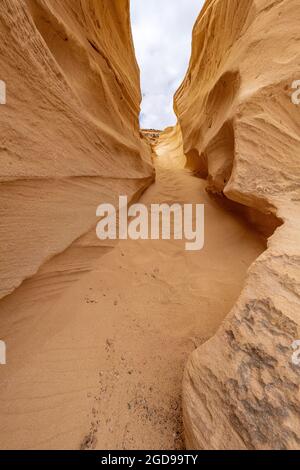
[[130, 0, 204, 130]]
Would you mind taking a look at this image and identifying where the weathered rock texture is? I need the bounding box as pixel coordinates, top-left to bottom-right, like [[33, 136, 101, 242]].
[[0, 0, 153, 299], [174, 0, 300, 449], [141, 129, 161, 147], [155, 124, 186, 170]]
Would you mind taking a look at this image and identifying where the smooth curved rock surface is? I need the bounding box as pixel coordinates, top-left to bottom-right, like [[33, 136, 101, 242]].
[[0, 0, 153, 299], [155, 124, 186, 170], [174, 0, 300, 449]]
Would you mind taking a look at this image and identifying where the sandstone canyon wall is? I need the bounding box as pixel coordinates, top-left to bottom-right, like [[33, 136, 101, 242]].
[[0, 0, 153, 299], [1, 0, 299, 452], [155, 124, 186, 170], [174, 0, 300, 449]]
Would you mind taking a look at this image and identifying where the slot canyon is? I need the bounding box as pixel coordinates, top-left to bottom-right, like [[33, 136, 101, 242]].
[[0, 0, 299, 451]]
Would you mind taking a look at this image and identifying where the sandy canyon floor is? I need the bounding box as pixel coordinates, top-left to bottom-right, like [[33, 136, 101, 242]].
[[0, 164, 266, 450]]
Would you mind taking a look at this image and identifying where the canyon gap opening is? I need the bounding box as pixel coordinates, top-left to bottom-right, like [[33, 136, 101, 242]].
[[130, 0, 203, 130], [0, 0, 281, 452]]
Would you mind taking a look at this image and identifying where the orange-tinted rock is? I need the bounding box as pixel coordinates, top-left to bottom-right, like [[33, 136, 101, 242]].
[[0, 0, 153, 299], [174, 0, 300, 450]]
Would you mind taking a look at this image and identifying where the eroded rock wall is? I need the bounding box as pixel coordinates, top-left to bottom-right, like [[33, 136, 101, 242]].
[[174, 0, 300, 449], [0, 0, 153, 299], [155, 124, 186, 169]]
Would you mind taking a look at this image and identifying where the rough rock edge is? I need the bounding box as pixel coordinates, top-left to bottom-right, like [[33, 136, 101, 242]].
[[174, 0, 300, 449]]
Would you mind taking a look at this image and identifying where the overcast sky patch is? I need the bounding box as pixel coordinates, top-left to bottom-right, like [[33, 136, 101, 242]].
[[131, 0, 204, 130]]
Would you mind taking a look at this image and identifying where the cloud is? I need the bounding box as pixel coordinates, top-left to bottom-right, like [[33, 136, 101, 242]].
[[130, 0, 204, 129]]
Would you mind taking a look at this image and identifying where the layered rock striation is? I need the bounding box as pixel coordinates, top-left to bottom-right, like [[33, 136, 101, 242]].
[[174, 0, 300, 450], [0, 0, 153, 299]]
